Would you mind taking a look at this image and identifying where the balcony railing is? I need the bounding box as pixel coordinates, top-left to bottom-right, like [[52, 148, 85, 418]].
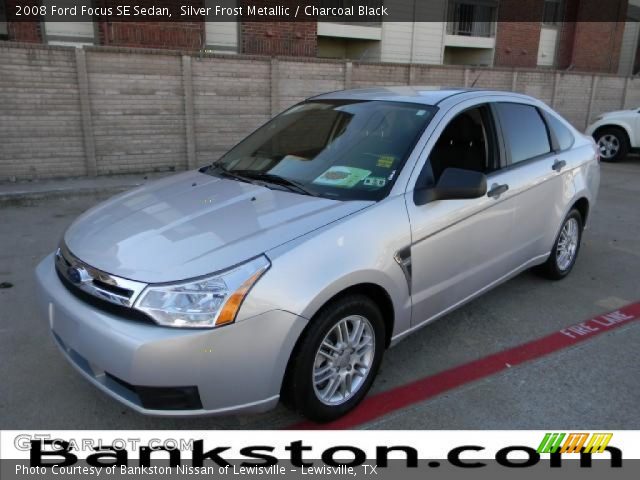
[[316, 0, 383, 27], [446, 2, 497, 38], [324, 21, 382, 27]]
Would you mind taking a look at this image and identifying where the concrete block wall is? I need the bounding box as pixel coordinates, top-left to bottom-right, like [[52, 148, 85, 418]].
[[623, 77, 640, 108], [86, 50, 188, 175], [554, 73, 595, 128], [1, 42, 639, 182], [470, 69, 514, 91], [0, 45, 86, 179], [514, 71, 555, 105], [352, 63, 411, 87], [593, 76, 627, 115], [413, 65, 465, 87], [277, 59, 345, 112], [192, 56, 271, 164]]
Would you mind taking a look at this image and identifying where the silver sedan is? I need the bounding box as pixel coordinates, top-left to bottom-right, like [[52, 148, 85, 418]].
[[36, 87, 600, 421]]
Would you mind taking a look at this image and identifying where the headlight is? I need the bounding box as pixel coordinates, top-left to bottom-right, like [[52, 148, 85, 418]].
[[134, 256, 270, 328]]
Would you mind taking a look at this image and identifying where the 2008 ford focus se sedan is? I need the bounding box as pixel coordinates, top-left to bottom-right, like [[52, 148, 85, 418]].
[[36, 87, 600, 421]]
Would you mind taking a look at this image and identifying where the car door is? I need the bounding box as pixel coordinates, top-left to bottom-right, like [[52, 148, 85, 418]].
[[491, 102, 566, 265], [404, 100, 520, 328]]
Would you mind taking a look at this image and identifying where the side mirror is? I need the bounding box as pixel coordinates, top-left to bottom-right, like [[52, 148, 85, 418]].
[[414, 167, 487, 206]]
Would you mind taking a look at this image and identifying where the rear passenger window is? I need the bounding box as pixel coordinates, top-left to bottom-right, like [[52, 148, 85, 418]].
[[546, 113, 575, 151], [495, 103, 551, 164]]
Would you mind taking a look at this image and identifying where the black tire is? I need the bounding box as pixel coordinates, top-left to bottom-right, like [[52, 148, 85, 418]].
[[535, 209, 583, 280], [282, 294, 385, 422], [594, 127, 629, 162]]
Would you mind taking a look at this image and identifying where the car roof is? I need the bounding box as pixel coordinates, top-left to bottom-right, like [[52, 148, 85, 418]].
[[311, 86, 536, 106]]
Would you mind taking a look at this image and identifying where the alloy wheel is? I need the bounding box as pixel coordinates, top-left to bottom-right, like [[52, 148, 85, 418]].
[[556, 217, 579, 272], [597, 134, 620, 159], [312, 315, 375, 406]]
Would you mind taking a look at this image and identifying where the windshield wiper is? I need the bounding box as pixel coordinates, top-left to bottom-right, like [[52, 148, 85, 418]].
[[231, 170, 321, 197], [207, 164, 254, 184], [207, 165, 321, 197]]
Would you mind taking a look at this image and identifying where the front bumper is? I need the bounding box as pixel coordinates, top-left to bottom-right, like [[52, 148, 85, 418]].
[[35, 254, 307, 416]]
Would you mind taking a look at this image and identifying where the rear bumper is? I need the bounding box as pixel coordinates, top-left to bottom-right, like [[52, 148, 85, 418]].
[[35, 254, 307, 416]]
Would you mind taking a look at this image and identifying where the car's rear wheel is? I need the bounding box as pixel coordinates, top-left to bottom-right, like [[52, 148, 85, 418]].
[[283, 294, 385, 422], [535, 209, 583, 280], [595, 127, 629, 162]]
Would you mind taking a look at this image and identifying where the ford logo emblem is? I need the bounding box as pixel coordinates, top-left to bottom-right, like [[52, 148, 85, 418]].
[[67, 267, 83, 284]]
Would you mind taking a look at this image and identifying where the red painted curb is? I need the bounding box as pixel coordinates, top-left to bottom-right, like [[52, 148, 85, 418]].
[[288, 302, 640, 430]]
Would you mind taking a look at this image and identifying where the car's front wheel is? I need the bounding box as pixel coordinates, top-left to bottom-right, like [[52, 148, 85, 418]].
[[535, 209, 583, 280], [283, 294, 385, 422], [595, 127, 629, 162]]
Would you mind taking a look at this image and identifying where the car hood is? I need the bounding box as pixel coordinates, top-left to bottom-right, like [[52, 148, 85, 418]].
[[64, 170, 372, 283], [598, 109, 634, 118]]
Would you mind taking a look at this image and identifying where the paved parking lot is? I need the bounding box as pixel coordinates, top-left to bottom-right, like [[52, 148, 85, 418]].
[[1, 161, 639, 430]]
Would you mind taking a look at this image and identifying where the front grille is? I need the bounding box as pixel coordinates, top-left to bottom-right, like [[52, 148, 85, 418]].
[[54, 243, 154, 325], [56, 268, 155, 324], [55, 245, 144, 307], [92, 278, 133, 299]]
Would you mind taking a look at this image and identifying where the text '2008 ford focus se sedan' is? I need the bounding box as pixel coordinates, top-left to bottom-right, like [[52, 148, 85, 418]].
[[36, 87, 600, 422]]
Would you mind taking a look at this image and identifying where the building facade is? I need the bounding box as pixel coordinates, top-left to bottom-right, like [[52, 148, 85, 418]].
[[494, 0, 631, 73], [1, 0, 638, 74]]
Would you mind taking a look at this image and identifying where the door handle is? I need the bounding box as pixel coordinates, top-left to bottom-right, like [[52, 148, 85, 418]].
[[552, 159, 567, 172], [487, 183, 509, 198]]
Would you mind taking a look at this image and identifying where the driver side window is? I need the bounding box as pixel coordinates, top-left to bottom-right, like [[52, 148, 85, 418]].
[[427, 105, 498, 185]]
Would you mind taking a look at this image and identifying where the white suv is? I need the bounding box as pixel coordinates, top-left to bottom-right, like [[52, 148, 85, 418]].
[[586, 108, 640, 162]]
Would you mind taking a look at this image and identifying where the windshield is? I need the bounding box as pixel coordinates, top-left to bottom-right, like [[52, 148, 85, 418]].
[[207, 100, 436, 201]]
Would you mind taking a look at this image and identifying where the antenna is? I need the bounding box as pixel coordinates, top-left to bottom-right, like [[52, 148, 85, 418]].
[[470, 71, 483, 88]]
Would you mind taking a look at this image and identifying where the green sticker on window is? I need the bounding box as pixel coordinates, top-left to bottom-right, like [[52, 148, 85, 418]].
[[313, 166, 371, 188]]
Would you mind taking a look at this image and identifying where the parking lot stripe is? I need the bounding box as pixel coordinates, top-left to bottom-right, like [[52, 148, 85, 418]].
[[289, 302, 640, 429]]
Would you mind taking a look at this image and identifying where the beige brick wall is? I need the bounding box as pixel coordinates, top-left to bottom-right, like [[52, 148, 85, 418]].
[[87, 51, 188, 175], [514, 71, 555, 105], [192, 56, 271, 164], [0, 44, 86, 179], [554, 73, 595, 128], [623, 77, 640, 109], [277, 59, 345, 111], [593, 76, 627, 116], [413, 65, 465, 87], [1, 42, 639, 181], [352, 63, 410, 87], [470, 68, 513, 91]]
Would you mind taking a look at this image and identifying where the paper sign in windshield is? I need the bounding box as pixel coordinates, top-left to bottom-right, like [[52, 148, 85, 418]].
[[313, 166, 371, 188], [377, 156, 395, 168]]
